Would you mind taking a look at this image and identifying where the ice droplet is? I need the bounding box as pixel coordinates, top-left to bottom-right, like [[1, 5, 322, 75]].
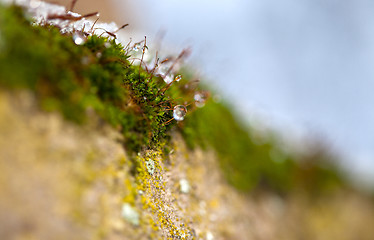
[[173, 105, 187, 121], [72, 32, 86, 45], [175, 75, 182, 82]]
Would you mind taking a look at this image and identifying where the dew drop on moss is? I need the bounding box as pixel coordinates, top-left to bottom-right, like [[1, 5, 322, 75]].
[[164, 74, 174, 84], [72, 32, 86, 45], [104, 42, 111, 48], [173, 105, 187, 121], [175, 74, 182, 82]]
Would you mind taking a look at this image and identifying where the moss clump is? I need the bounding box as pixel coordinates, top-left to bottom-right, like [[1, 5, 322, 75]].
[[0, 4, 188, 152]]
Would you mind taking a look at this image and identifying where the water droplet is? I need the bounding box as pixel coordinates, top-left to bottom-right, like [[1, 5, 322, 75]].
[[157, 64, 175, 83], [173, 105, 187, 121], [72, 32, 86, 45], [104, 42, 111, 48], [175, 75, 182, 82], [157, 63, 175, 84], [163, 74, 174, 84], [194, 92, 207, 108]]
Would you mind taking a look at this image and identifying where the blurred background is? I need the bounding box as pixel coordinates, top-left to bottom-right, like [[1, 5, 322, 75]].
[[51, 0, 374, 187]]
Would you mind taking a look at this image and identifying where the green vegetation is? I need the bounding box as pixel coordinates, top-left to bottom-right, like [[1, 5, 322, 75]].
[[0, 4, 345, 195], [182, 99, 345, 194], [0, 4, 182, 152]]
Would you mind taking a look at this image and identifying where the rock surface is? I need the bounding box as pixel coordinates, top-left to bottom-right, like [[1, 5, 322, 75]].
[[1, 91, 374, 240]]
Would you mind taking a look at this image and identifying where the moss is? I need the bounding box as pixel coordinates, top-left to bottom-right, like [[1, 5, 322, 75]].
[[0, 4, 345, 197], [182, 99, 345, 194], [0, 4, 189, 152]]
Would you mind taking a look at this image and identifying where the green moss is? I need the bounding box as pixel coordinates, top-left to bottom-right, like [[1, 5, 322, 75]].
[[0, 4, 185, 152], [0, 4, 345, 196], [182, 99, 345, 194]]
